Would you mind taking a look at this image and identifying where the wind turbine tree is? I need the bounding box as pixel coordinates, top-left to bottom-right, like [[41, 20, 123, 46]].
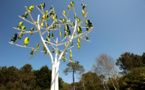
[[9, 1, 93, 90]]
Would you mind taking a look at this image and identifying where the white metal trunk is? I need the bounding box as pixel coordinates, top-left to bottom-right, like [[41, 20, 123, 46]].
[[51, 63, 59, 90]]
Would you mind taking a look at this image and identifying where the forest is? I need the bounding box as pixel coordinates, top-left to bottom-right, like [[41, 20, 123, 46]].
[[1, 52, 145, 90]]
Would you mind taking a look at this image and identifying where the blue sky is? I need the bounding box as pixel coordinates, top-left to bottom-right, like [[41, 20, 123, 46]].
[[1, 0, 145, 84]]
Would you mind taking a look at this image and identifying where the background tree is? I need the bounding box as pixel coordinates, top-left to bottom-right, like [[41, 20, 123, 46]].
[[33, 65, 51, 89], [63, 61, 84, 90], [118, 67, 145, 90], [116, 52, 145, 74], [59, 77, 64, 89], [0, 64, 35, 90], [77, 66, 85, 90], [92, 54, 118, 90], [9, 1, 93, 90], [60, 82, 71, 90], [141, 53, 145, 64], [0, 66, 19, 89], [0, 64, 65, 90], [18, 64, 35, 90], [82, 71, 103, 90]]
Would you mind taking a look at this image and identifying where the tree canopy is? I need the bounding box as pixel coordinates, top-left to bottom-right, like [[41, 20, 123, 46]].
[[116, 52, 145, 74], [118, 67, 145, 90], [0, 64, 64, 90]]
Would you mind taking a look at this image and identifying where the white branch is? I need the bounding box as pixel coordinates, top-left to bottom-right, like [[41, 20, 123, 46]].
[[56, 41, 68, 47], [67, 46, 74, 50], [12, 27, 21, 31], [25, 6, 35, 23], [73, 27, 94, 40], [42, 21, 55, 35], [45, 40, 57, 46], [9, 42, 44, 54], [9, 42, 34, 49], [13, 27, 39, 34], [66, 32, 71, 43], [39, 16, 52, 24], [55, 38, 58, 63], [79, 37, 91, 42], [37, 14, 54, 64], [29, 42, 43, 59], [79, 13, 88, 26], [51, 36, 57, 44], [73, 7, 76, 17], [60, 37, 66, 43], [17, 31, 39, 34], [81, 28, 93, 38], [57, 20, 77, 65], [18, 15, 34, 25], [63, 58, 74, 63], [67, 9, 71, 18], [36, 5, 44, 14]]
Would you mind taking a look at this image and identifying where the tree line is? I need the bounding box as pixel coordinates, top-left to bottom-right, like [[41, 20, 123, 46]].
[[73, 52, 145, 90], [0, 64, 65, 90], [1, 52, 145, 90]]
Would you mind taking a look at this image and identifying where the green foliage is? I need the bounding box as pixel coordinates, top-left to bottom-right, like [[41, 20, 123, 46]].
[[60, 82, 71, 90], [71, 82, 83, 90], [116, 52, 145, 74], [81, 71, 103, 90], [59, 77, 64, 89], [69, 71, 103, 90], [18, 64, 35, 89], [118, 67, 145, 90], [142, 53, 145, 64], [0, 65, 35, 89], [0, 64, 64, 90], [33, 65, 51, 89], [0, 66, 19, 86], [63, 61, 84, 75], [21, 64, 32, 73]]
